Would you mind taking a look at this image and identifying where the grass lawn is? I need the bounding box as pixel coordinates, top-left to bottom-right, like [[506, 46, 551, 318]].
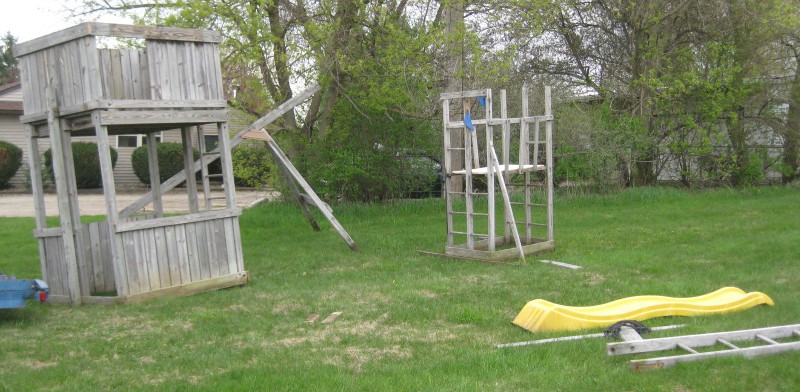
[[1, 186, 798, 391]]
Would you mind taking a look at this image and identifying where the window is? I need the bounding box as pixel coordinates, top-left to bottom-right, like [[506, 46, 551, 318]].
[[116, 133, 162, 148], [203, 134, 219, 150]]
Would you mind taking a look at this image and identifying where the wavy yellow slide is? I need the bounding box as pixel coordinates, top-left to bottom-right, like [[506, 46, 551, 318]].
[[513, 287, 774, 333]]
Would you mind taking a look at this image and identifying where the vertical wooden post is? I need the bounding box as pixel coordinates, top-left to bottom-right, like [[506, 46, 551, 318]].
[[216, 122, 236, 209], [442, 99, 454, 247], [93, 111, 129, 297], [464, 99, 474, 250], [146, 132, 163, 217], [181, 126, 199, 213], [522, 85, 532, 242], [545, 86, 554, 242], [26, 126, 49, 283], [196, 126, 213, 211], [60, 129, 91, 297], [485, 89, 495, 252], [46, 87, 81, 306]]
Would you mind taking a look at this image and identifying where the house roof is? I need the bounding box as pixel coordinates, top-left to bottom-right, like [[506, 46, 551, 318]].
[[0, 81, 23, 114], [0, 81, 21, 96]]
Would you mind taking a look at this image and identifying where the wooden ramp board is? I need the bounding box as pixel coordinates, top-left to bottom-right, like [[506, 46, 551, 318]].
[[240, 130, 273, 142]]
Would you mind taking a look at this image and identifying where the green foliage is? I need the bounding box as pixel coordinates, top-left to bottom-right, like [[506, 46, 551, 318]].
[[43, 142, 118, 189], [131, 142, 199, 184], [231, 142, 277, 189], [0, 31, 18, 84], [0, 140, 22, 188]]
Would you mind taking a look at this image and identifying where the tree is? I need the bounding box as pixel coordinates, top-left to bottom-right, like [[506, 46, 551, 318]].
[[0, 32, 19, 84]]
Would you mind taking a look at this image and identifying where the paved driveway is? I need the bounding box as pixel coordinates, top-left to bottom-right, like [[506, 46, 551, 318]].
[[0, 189, 278, 217]]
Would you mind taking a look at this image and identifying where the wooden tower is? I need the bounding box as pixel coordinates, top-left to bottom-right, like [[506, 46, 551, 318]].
[[14, 23, 247, 305], [440, 86, 555, 262]]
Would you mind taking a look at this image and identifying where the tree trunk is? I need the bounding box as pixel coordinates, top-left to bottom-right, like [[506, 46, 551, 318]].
[[443, 0, 465, 193]]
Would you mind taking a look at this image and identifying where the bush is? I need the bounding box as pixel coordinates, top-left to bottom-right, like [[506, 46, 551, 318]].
[[131, 142, 199, 184], [44, 142, 118, 189], [232, 142, 277, 189], [0, 140, 23, 189]]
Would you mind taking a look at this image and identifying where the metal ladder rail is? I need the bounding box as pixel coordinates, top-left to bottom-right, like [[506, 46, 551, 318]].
[[607, 324, 800, 371]]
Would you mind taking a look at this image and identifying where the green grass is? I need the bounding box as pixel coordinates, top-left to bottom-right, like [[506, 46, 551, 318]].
[[1, 186, 799, 391]]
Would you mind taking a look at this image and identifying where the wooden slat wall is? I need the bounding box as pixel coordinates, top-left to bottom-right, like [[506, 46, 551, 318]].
[[99, 48, 151, 100], [40, 221, 116, 296], [119, 216, 243, 295], [19, 37, 101, 115], [146, 41, 223, 101]]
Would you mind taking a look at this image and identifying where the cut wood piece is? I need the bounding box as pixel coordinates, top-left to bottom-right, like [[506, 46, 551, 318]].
[[321, 311, 343, 324], [241, 130, 273, 142], [306, 313, 320, 323], [451, 164, 545, 176], [540, 259, 582, 270]]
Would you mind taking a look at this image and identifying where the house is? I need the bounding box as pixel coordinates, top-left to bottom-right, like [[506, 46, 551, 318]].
[[0, 81, 254, 189]]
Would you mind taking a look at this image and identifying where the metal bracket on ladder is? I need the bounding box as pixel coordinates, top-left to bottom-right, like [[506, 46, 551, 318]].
[[607, 324, 800, 371]]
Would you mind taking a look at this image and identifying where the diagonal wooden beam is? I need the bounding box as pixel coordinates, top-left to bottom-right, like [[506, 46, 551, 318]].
[[119, 83, 320, 218]]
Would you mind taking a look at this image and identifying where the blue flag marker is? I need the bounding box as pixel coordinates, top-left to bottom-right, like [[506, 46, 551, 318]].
[[464, 112, 475, 131], [477, 96, 486, 109]]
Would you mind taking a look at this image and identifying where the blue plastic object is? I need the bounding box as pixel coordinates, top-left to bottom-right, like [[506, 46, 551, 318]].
[[0, 275, 49, 309], [477, 96, 486, 109], [464, 112, 475, 131]]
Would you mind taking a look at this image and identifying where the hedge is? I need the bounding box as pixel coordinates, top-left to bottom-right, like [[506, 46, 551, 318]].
[[44, 142, 118, 189], [0, 140, 23, 189], [131, 142, 200, 184]]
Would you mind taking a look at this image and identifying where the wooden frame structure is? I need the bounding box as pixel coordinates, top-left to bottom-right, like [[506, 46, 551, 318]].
[[439, 86, 554, 262], [14, 23, 248, 305]]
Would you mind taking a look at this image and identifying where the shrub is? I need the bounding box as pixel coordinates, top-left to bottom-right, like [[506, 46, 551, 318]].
[[131, 142, 199, 184], [0, 140, 23, 189], [231, 142, 277, 189], [44, 142, 117, 189]]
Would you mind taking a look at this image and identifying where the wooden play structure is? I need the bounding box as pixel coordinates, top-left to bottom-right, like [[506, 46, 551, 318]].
[[438, 86, 554, 262], [14, 23, 357, 305]]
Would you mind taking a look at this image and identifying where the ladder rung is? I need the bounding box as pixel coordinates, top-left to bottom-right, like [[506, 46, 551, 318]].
[[676, 343, 698, 354], [206, 174, 224, 178], [755, 334, 780, 345], [447, 147, 466, 150], [528, 223, 547, 227], [450, 231, 490, 238], [207, 196, 227, 200], [716, 338, 739, 350], [470, 212, 489, 217], [203, 152, 220, 156]]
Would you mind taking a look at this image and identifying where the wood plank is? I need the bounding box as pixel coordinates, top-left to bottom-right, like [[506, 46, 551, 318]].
[[76, 38, 93, 103], [223, 218, 238, 275], [196, 126, 213, 211], [439, 89, 487, 99], [167, 42, 182, 99], [109, 49, 125, 99], [83, 36, 103, 101], [14, 22, 222, 57], [215, 219, 229, 276], [122, 272, 248, 305], [116, 209, 241, 233], [164, 226, 182, 286], [175, 224, 191, 284], [147, 42, 163, 100], [195, 222, 211, 280], [89, 222, 105, 292], [79, 223, 93, 296], [545, 86, 554, 242], [154, 227, 171, 288], [139, 48, 151, 99], [217, 122, 236, 208], [26, 126, 49, 283], [204, 219, 219, 278], [98, 99, 226, 109], [231, 217, 245, 273], [146, 132, 164, 217], [99, 109, 228, 125], [184, 223, 201, 282], [99, 222, 116, 293], [121, 232, 139, 295], [43, 237, 63, 295]]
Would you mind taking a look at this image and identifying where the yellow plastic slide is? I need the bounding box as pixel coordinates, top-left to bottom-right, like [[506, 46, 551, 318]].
[[513, 287, 774, 333]]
